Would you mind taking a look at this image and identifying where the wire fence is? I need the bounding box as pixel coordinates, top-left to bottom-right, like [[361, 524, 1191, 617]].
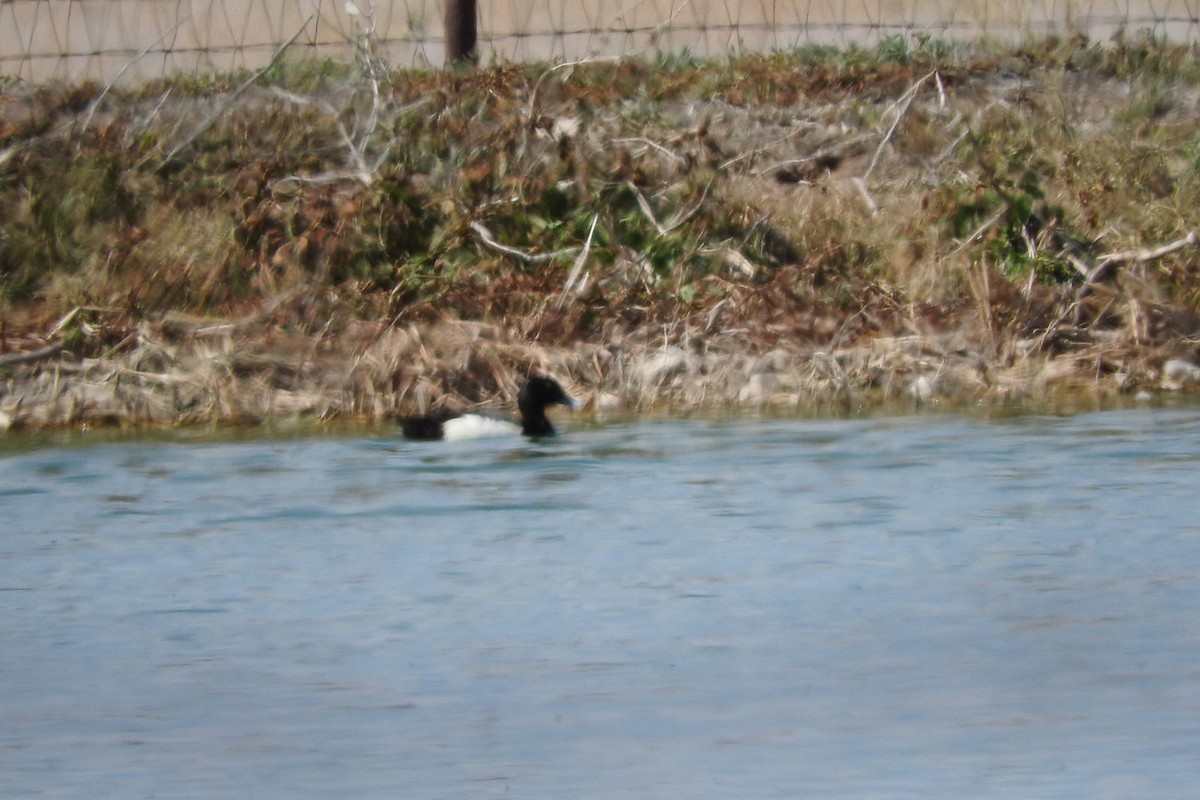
[[3, 0, 1199, 84]]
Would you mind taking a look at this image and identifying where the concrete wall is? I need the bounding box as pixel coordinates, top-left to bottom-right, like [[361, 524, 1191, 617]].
[[2, 0, 1198, 83]]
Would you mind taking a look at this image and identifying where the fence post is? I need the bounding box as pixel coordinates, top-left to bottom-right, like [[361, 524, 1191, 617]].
[[444, 0, 477, 65]]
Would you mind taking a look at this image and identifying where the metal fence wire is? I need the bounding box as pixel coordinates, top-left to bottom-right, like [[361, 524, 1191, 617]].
[[2, 0, 1200, 83]]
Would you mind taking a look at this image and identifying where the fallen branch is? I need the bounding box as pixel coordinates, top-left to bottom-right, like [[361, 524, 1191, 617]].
[[1094, 231, 1198, 272], [1073, 231, 1200, 305], [0, 344, 64, 369], [470, 222, 580, 264]]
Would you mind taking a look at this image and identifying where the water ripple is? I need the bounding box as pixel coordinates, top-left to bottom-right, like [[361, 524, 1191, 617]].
[[1, 407, 1198, 799]]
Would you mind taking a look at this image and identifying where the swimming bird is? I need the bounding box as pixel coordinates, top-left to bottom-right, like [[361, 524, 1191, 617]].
[[399, 375, 578, 441]]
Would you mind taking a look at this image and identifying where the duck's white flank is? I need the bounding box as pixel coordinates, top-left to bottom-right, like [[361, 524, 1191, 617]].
[[441, 414, 523, 441]]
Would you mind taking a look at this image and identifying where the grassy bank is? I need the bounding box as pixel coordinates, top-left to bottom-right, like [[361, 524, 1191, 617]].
[[3, 33, 1200, 430]]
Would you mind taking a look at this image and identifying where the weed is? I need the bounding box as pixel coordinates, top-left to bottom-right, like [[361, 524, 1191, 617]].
[[933, 157, 1080, 284]]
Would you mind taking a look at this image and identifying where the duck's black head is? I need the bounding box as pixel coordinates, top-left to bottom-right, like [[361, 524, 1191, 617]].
[[517, 376, 578, 436]]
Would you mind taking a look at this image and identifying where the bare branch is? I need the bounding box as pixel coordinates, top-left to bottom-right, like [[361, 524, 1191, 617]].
[[470, 222, 580, 264], [631, 181, 709, 235], [79, 17, 192, 138], [159, 16, 314, 169], [1095, 231, 1198, 270], [613, 136, 687, 167], [852, 177, 878, 216], [863, 69, 938, 182], [0, 345, 63, 370], [558, 214, 600, 308]]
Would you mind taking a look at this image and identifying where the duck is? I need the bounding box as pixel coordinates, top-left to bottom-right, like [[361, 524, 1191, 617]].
[[399, 375, 579, 441]]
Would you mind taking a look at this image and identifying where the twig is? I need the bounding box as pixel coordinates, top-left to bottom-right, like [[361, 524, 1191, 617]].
[[631, 180, 710, 236], [931, 128, 969, 167], [346, 0, 384, 137], [526, 55, 623, 137], [270, 5, 429, 191], [50, 306, 83, 335], [558, 214, 599, 308], [717, 121, 821, 173], [851, 177, 878, 216], [948, 206, 1008, 259], [613, 136, 687, 167], [79, 17, 191, 139], [269, 87, 387, 185], [721, 248, 757, 279], [753, 138, 874, 178], [863, 69, 938, 182], [159, 16, 314, 169], [1063, 252, 1092, 279], [634, 189, 667, 236], [1, 21, 180, 171]]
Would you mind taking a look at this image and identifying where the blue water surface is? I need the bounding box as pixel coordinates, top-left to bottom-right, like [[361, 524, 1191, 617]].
[[2, 408, 1199, 799]]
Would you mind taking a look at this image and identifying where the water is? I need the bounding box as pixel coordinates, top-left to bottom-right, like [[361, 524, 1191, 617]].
[[2, 408, 1199, 799]]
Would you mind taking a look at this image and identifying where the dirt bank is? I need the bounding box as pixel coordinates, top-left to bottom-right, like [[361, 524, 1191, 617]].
[[3, 36, 1200, 431]]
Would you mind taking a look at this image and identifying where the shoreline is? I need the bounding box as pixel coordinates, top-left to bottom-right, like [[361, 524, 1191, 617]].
[[3, 314, 1198, 434]]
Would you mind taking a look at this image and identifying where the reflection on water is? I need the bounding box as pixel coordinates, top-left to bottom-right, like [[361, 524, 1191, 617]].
[[2, 409, 1199, 799]]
